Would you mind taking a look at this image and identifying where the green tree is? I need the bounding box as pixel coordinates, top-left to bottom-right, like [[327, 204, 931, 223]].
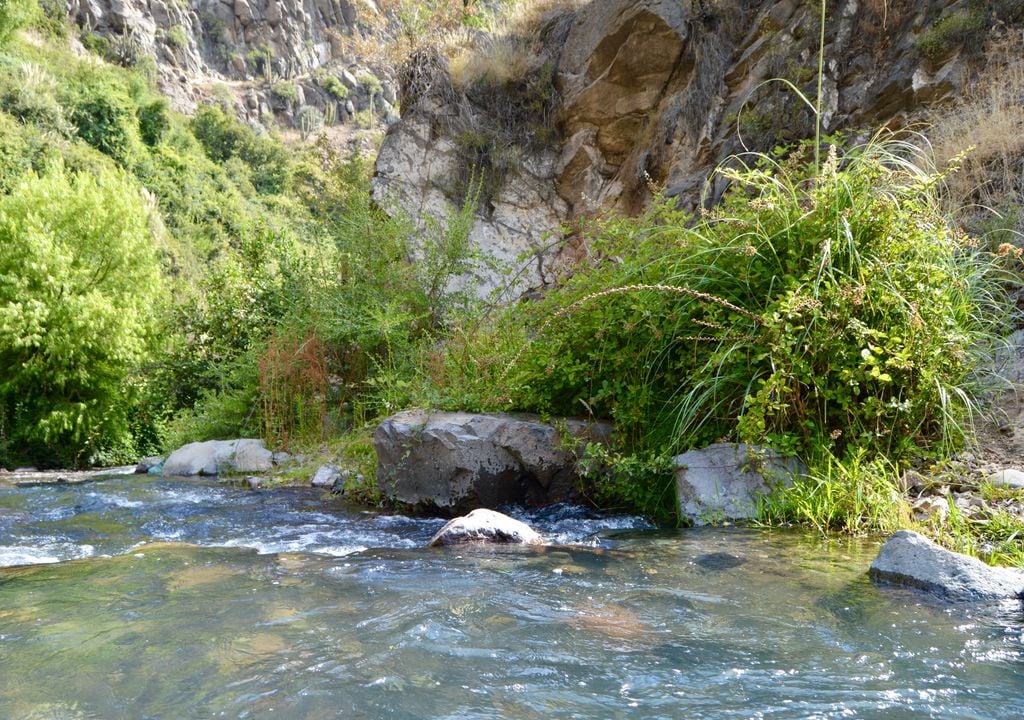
[[0, 164, 164, 465]]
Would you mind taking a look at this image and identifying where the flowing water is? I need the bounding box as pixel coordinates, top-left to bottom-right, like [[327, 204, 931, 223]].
[[0, 472, 1021, 719]]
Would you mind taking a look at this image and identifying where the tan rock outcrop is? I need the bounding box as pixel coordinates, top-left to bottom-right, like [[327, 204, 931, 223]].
[[375, 0, 995, 298]]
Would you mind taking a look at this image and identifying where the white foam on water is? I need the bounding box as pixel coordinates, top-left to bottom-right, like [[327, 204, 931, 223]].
[[88, 492, 144, 509], [0, 542, 96, 568]]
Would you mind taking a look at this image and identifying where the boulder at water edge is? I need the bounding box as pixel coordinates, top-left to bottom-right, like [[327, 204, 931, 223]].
[[674, 443, 805, 525], [428, 509, 544, 547], [310, 464, 344, 490], [135, 456, 163, 474], [869, 530, 1024, 601], [374, 410, 612, 515], [162, 439, 273, 476]]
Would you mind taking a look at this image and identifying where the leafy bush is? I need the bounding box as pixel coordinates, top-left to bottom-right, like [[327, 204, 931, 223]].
[[500, 139, 1012, 514], [0, 61, 74, 137], [271, 81, 298, 103], [68, 81, 142, 164], [166, 25, 188, 49], [80, 31, 110, 57], [358, 72, 382, 96], [320, 74, 348, 100], [0, 0, 35, 45], [138, 97, 169, 146], [35, 0, 66, 37], [190, 105, 291, 193], [0, 164, 164, 466]]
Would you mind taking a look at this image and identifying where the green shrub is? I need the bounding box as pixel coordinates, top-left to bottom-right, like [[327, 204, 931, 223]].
[[138, 97, 169, 146], [271, 81, 298, 103], [320, 74, 348, 100], [34, 0, 65, 37], [358, 72, 382, 96], [0, 0, 35, 45], [0, 61, 74, 137], [190, 105, 291, 193], [501, 139, 1012, 515], [68, 82, 141, 164], [166, 25, 188, 49], [0, 164, 164, 466], [80, 31, 110, 57]]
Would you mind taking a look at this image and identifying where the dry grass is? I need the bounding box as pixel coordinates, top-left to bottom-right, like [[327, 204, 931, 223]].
[[447, 0, 581, 89], [928, 32, 1024, 239], [345, 0, 580, 86]]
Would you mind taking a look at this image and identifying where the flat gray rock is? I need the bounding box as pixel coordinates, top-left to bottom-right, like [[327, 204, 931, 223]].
[[162, 439, 273, 476], [674, 443, 804, 525], [375, 411, 612, 515], [310, 464, 343, 489], [869, 530, 1024, 601], [428, 509, 544, 547]]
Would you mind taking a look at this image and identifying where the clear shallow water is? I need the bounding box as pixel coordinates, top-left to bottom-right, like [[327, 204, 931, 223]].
[[0, 475, 1021, 719]]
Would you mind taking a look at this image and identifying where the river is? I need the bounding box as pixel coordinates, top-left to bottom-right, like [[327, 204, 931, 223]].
[[0, 472, 1021, 718]]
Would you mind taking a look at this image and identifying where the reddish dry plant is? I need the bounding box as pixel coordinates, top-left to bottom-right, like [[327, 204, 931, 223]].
[[258, 330, 329, 449]]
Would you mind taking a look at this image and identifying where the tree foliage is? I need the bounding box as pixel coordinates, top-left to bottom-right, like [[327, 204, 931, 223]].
[[0, 164, 164, 465]]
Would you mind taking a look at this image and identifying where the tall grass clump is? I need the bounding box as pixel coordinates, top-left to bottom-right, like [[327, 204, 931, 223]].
[[504, 137, 1014, 516], [757, 451, 911, 536]]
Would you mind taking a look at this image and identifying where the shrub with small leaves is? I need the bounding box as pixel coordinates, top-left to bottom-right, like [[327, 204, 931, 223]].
[[321, 74, 349, 100]]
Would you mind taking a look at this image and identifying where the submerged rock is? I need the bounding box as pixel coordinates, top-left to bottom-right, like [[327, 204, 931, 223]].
[[869, 530, 1024, 601], [162, 439, 273, 476], [375, 410, 612, 515], [428, 509, 544, 547], [694, 552, 745, 571], [674, 443, 804, 525]]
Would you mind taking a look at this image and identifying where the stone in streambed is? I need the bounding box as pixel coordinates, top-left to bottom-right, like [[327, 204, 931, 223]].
[[135, 456, 164, 474], [428, 509, 544, 547], [162, 439, 273, 476], [374, 410, 612, 515], [869, 530, 1024, 601], [310, 464, 343, 490]]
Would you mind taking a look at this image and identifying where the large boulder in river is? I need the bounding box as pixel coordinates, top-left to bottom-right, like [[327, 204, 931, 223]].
[[374, 410, 613, 515], [162, 439, 273, 476], [869, 530, 1024, 601], [674, 443, 804, 525], [428, 509, 544, 547]]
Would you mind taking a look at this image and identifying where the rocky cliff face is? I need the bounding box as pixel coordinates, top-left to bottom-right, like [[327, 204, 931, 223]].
[[374, 0, 1010, 296], [68, 0, 398, 130]]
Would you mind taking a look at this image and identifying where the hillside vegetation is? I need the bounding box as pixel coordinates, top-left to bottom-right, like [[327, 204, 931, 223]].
[[0, 2, 479, 468]]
